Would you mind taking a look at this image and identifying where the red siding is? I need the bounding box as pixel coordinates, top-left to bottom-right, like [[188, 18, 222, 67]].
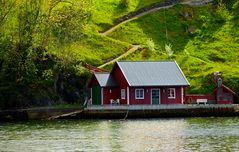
[[217, 101, 233, 104], [185, 94, 216, 103], [112, 63, 129, 104], [103, 87, 120, 104], [215, 87, 234, 104], [130, 87, 151, 104], [88, 75, 99, 87], [129, 87, 183, 105], [161, 87, 182, 104]]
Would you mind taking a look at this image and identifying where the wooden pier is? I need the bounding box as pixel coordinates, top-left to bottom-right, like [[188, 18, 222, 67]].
[[80, 104, 239, 119], [1, 104, 239, 120]]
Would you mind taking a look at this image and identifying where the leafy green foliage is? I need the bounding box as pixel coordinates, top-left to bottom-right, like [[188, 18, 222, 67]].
[[49, 1, 91, 44], [146, 39, 155, 51], [90, 0, 162, 31], [165, 43, 173, 58], [119, 0, 130, 8], [0, 0, 92, 108]]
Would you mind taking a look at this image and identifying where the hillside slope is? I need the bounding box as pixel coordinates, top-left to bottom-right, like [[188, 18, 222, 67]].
[[91, 0, 239, 95]]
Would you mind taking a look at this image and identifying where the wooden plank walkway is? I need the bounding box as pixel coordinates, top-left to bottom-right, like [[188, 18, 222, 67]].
[[86, 104, 236, 110], [2, 104, 239, 120], [81, 104, 239, 119]]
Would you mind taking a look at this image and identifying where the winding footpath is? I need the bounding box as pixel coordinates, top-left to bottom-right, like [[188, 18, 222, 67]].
[[100, 5, 174, 36], [100, 0, 213, 36], [97, 0, 213, 68], [98, 45, 141, 68]]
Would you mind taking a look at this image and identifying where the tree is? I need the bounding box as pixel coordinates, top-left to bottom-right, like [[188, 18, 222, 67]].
[[0, 0, 92, 108], [0, 0, 17, 26]]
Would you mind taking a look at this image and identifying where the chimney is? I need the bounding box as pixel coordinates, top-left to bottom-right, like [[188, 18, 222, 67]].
[[212, 71, 222, 87]]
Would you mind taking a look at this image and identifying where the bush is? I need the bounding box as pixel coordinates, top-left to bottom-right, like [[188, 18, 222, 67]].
[[141, 48, 150, 59], [146, 39, 155, 51], [165, 43, 174, 58], [120, 0, 129, 8]]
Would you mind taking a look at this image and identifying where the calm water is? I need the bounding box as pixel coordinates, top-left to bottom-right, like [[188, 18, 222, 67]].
[[0, 117, 239, 152]]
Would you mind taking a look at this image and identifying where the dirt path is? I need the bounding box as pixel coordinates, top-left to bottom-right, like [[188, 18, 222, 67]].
[[98, 45, 141, 68], [100, 0, 214, 36], [100, 5, 174, 36], [181, 0, 214, 5]]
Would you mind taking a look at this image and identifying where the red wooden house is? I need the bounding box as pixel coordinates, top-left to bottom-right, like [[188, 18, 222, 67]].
[[88, 60, 190, 105]]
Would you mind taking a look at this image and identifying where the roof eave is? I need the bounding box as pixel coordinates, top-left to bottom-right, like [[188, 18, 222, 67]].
[[174, 61, 190, 86], [222, 84, 236, 95], [129, 84, 190, 87]]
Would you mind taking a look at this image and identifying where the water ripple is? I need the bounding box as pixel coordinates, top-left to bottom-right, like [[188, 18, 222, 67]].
[[0, 117, 239, 151]]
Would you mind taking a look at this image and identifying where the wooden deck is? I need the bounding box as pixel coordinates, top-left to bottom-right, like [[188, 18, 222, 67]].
[[86, 104, 236, 110], [2, 104, 239, 120], [81, 104, 239, 119]]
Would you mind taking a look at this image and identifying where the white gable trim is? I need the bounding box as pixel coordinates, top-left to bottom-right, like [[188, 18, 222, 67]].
[[174, 61, 190, 86]]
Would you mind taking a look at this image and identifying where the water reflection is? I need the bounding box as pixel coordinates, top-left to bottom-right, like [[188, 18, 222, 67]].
[[0, 118, 239, 151]]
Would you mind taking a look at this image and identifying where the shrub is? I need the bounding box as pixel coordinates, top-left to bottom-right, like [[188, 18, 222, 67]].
[[165, 43, 174, 58], [146, 39, 155, 51], [120, 0, 129, 8]]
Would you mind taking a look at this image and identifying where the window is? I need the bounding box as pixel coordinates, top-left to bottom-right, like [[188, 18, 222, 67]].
[[121, 89, 126, 99], [168, 88, 176, 99], [135, 89, 144, 99]]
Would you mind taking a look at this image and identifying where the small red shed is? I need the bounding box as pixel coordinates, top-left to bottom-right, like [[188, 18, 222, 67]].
[[215, 84, 236, 104], [213, 72, 236, 104], [88, 60, 190, 105]]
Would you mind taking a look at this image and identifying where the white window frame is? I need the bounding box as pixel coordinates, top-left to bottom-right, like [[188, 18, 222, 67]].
[[168, 88, 176, 99], [121, 89, 126, 99], [135, 89, 144, 99]]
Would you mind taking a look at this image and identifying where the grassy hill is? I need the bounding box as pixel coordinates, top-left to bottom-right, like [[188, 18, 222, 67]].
[[80, 0, 239, 95]]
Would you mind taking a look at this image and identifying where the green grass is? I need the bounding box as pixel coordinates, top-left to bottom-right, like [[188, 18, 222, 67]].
[[107, 4, 204, 52], [49, 0, 164, 67], [49, 33, 131, 66], [90, 0, 162, 31]]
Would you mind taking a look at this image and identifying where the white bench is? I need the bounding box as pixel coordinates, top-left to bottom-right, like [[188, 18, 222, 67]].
[[196, 99, 207, 104], [110, 99, 120, 105]]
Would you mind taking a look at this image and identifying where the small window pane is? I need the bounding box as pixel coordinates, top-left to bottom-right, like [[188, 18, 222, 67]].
[[135, 89, 144, 99], [168, 88, 176, 99]]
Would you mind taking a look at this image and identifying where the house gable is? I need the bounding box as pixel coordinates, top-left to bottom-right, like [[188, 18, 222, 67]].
[[111, 63, 130, 87], [88, 72, 118, 88], [88, 74, 100, 88], [111, 62, 130, 104]]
